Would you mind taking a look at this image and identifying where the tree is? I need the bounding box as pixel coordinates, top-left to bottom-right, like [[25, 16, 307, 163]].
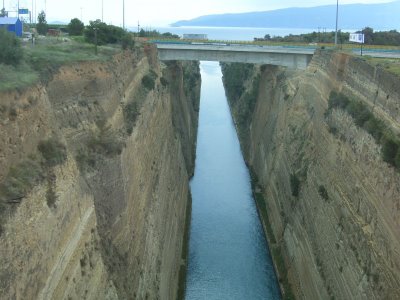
[[84, 19, 125, 45], [0, 8, 7, 17], [0, 28, 23, 65], [68, 18, 84, 36], [36, 10, 48, 35], [361, 27, 374, 44]]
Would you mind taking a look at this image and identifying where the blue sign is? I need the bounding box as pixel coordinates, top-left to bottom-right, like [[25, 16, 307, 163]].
[[19, 8, 29, 14]]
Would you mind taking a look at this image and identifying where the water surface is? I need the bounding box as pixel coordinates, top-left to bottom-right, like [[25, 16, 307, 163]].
[[185, 61, 280, 299]]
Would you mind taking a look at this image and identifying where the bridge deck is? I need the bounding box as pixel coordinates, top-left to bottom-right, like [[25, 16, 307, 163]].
[[156, 43, 315, 69]]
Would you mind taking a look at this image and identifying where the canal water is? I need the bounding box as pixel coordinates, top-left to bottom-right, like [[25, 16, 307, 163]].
[[185, 61, 280, 299]]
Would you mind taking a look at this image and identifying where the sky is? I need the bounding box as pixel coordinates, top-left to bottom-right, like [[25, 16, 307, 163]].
[[3, 0, 395, 27]]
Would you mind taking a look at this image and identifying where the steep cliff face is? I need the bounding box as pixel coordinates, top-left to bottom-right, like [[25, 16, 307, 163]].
[[222, 51, 400, 299], [0, 47, 200, 299]]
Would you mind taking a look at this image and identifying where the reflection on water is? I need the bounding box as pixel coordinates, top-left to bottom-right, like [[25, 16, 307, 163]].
[[185, 61, 280, 300]]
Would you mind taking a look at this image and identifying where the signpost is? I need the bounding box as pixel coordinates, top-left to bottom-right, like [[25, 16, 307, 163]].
[[18, 8, 28, 14], [349, 33, 365, 56]]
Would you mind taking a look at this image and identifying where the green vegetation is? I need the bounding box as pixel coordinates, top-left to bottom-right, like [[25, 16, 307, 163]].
[[84, 19, 133, 48], [141, 70, 157, 90], [327, 91, 400, 170], [360, 27, 400, 46], [257, 30, 349, 45], [0, 158, 44, 204], [123, 101, 139, 135], [0, 28, 23, 65], [290, 173, 301, 197], [318, 185, 329, 201], [0, 37, 119, 92], [68, 18, 84, 36], [36, 10, 48, 35], [363, 57, 400, 77], [256, 27, 400, 47], [0, 157, 44, 233], [0, 63, 39, 91], [138, 29, 179, 39], [76, 120, 123, 173], [0, 137, 68, 226], [38, 137, 67, 167], [221, 63, 254, 105]]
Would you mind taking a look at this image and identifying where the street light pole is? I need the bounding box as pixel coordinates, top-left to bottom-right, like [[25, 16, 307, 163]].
[[123, 0, 125, 30], [335, 0, 339, 46], [102, 0, 103, 22]]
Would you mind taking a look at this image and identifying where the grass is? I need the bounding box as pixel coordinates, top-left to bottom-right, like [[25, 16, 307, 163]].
[[0, 37, 120, 92], [0, 63, 39, 92], [363, 56, 400, 76]]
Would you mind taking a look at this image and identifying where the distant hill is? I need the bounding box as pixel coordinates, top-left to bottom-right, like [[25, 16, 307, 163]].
[[172, 1, 400, 30]]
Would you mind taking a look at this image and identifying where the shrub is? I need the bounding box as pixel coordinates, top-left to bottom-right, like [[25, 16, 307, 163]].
[[0, 158, 44, 204], [123, 101, 139, 134], [0, 28, 23, 65], [38, 138, 67, 167], [318, 185, 329, 201], [121, 33, 134, 50], [142, 71, 157, 90], [290, 173, 300, 197], [382, 138, 399, 165]]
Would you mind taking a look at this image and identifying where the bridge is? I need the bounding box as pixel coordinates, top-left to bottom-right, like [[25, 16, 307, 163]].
[[155, 43, 315, 70]]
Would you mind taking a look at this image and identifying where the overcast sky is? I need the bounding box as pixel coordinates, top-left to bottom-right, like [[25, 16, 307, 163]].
[[4, 0, 394, 27]]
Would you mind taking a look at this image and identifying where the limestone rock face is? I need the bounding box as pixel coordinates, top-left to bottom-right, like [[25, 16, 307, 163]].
[[222, 51, 400, 299], [0, 48, 200, 299]]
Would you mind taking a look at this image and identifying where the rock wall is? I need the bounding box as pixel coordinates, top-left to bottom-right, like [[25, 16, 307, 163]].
[[222, 51, 400, 299], [0, 47, 200, 299]]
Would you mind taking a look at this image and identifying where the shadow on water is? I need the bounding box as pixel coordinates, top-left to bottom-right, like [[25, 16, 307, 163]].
[[185, 61, 280, 300]]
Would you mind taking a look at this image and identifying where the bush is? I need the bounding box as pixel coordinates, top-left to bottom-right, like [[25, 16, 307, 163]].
[[290, 174, 300, 197], [121, 33, 134, 50], [84, 19, 125, 45], [123, 101, 139, 134], [0, 158, 44, 203], [382, 138, 399, 165], [0, 28, 23, 65], [38, 138, 67, 167], [318, 185, 329, 201], [68, 18, 84, 36], [142, 71, 157, 90]]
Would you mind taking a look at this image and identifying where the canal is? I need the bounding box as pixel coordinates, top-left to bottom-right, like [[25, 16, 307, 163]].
[[185, 61, 281, 299]]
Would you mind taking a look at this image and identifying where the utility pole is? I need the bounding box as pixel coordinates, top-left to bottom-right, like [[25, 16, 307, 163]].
[[94, 27, 98, 55], [335, 0, 339, 46], [122, 0, 125, 30], [80, 7, 83, 22], [102, 0, 103, 22]]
